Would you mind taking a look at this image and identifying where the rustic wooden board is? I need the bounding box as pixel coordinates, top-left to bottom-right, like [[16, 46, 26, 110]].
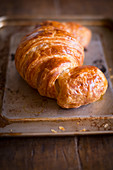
[[0, 135, 113, 170]]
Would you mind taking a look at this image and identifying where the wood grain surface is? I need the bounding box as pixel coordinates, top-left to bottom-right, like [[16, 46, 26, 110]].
[[0, 0, 113, 18], [0, 136, 113, 170], [0, 0, 113, 170]]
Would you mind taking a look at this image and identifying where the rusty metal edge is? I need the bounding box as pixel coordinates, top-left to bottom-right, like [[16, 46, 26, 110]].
[[1, 114, 113, 122], [0, 131, 113, 137], [0, 15, 113, 28]]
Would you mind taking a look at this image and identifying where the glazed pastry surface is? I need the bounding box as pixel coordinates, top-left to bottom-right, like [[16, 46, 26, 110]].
[[15, 20, 108, 108], [56, 65, 108, 108], [36, 20, 92, 48]]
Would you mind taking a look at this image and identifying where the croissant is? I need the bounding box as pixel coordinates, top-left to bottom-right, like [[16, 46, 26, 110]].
[[15, 21, 108, 108], [36, 20, 92, 48]]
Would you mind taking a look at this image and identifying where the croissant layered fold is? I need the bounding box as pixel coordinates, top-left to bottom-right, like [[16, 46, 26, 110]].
[[56, 66, 108, 108], [36, 20, 92, 48], [15, 21, 108, 108]]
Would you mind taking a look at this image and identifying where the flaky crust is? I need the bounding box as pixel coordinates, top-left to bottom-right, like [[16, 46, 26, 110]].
[[56, 66, 108, 108], [15, 20, 108, 109], [36, 20, 92, 48], [15, 25, 84, 99]]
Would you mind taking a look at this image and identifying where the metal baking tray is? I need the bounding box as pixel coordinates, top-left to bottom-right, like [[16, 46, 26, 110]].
[[0, 16, 113, 136]]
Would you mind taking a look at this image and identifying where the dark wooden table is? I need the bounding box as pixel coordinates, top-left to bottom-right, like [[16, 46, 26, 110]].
[[0, 0, 113, 170]]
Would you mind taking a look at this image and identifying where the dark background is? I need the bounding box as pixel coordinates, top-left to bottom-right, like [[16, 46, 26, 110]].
[[0, 0, 113, 170], [0, 0, 113, 18]]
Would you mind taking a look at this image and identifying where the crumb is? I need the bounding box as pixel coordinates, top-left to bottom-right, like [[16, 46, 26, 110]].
[[77, 122, 79, 125], [80, 128, 86, 132], [104, 123, 109, 128], [59, 126, 65, 131], [110, 75, 113, 79], [51, 129, 57, 133], [109, 68, 112, 71]]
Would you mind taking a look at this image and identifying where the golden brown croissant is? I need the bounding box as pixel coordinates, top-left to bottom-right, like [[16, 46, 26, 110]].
[[36, 20, 92, 48], [15, 21, 108, 109], [56, 65, 108, 108]]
